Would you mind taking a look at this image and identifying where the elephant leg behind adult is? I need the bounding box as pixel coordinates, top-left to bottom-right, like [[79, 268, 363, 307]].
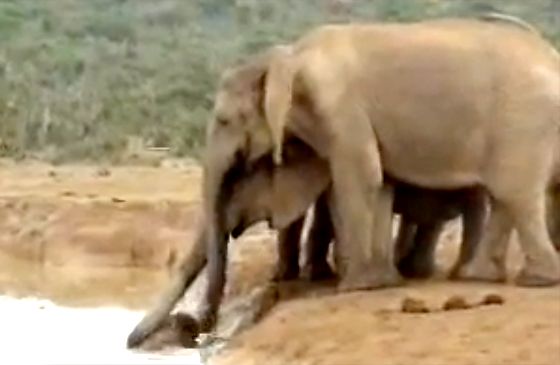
[[397, 220, 445, 278], [274, 190, 337, 283], [300, 184, 396, 283], [298, 184, 488, 281], [273, 217, 305, 281], [302, 202, 447, 281], [274, 202, 337, 282], [394, 185, 488, 279], [302, 191, 336, 281], [393, 218, 417, 265], [449, 188, 489, 278], [391, 180, 450, 278]]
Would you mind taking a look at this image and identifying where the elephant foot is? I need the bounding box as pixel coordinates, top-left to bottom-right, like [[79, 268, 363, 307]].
[[272, 263, 300, 282], [338, 265, 403, 292], [397, 255, 435, 279], [302, 261, 336, 282], [451, 258, 506, 283], [515, 271, 560, 287], [515, 261, 560, 287]]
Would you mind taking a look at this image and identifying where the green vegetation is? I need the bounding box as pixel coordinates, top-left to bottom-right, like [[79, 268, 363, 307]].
[[0, 0, 558, 163]]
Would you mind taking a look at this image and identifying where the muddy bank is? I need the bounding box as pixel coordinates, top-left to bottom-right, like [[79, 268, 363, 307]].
[[211, 236, 560, 365], [212, 282, 560, 365], [0, 161, 558, 365], [0, 162, 203, 270], [0, 251, 171, 309]]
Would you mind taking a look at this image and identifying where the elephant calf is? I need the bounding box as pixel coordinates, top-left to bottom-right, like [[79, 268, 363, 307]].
[[224, 139, 488, 281], [222, 138, 332, 281]]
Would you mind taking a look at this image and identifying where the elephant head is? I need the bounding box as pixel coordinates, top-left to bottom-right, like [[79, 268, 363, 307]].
[[223, 138, 330, 237], [201, 44, 296, 333], [204, 43, 297, 206]]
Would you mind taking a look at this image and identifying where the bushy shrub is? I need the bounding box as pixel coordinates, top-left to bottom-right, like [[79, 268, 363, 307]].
[[0, 0, 558, 163]]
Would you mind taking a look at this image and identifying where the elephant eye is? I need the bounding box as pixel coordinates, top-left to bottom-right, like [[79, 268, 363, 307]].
[[216, 116, 229, 127]]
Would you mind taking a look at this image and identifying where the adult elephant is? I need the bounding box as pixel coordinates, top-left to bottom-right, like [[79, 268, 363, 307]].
[[128, 14, 560, 348], [201, 16, 559, 333], [206, 16, 560, 291]]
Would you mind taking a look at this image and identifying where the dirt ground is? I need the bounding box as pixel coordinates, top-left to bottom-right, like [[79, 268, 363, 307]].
[[0, 159, 559, 365], [215, 239, 560, 365]]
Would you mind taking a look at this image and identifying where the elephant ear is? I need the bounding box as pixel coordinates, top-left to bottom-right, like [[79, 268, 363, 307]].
[[264, 45, 295, 165]]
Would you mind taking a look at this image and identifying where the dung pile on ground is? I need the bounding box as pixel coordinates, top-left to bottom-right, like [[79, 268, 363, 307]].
[[401, 293, 505, 314]]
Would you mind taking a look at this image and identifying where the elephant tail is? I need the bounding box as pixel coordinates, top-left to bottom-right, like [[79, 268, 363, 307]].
[[265, 45, 296, 166], [478, 12, 539, 35], [126, 228, 207, 348]]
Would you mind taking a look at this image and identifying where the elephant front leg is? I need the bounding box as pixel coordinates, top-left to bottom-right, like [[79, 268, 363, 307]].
[[273, 217, 304, 281], [454, 201, 510, 283], [330, 135, 402, 291], [511, 193, 560, 286]]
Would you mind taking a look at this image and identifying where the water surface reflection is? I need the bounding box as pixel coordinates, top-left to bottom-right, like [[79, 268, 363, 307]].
[[0, 252, 170, 309]]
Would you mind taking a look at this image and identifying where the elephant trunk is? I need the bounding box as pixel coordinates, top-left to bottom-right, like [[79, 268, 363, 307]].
[[127, 140, 241, 348], [126, 224, 207, 348], [197, 146, 239, 332]]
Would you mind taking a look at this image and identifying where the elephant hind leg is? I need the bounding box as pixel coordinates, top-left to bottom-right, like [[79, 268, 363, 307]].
[[456, 189, 560, 286], [492, 139, 560, 286], [510, 192, 560, 286], [449, 191, 488, 279], [453, 199, 511, 283]]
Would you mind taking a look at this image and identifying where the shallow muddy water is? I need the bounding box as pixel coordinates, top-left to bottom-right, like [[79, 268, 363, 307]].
[[0, 294, 203, 364], [0, 251, 170, 309], [0, 252, 206, 364]]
